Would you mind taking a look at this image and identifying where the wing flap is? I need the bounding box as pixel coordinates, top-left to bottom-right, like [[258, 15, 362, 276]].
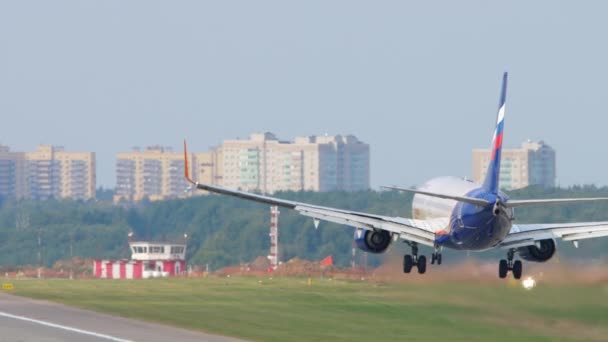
[[506, 198, 608, 208], [561, 230, 608, 241], [500, 221, 608, 248], [398, 232, 436, 246]]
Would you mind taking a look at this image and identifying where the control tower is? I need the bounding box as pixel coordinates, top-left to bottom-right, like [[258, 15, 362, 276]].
[[94, 241, 187, 279]]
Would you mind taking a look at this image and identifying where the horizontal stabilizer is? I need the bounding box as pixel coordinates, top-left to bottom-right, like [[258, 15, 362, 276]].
[[382, 186, 490, 207], [506, 197, 608, 208]]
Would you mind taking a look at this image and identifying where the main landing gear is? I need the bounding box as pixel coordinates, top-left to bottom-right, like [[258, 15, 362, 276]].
[[499, 249, 523, 279], [431, 246, 443, 265], [403, 243, 427, 274]]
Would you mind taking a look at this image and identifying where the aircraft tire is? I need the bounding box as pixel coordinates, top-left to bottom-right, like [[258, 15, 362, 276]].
[[512, 260, 523, 279], [417, 255, 427, 274], [499, 259, 508, 279], [403, 255, 413, 273], [437, 254, 442, 265]]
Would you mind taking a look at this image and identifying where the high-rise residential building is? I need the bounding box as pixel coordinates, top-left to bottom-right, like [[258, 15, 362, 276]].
[[218, 133, 369, 193], [0, 145, 25, 200], [472, 140, 556, 190], [114, 146, 195, 202], [53, 147, 96, 200], [115, 133, 369, 202], [0, 145, 96, 200], [192, 150, 221, 190]]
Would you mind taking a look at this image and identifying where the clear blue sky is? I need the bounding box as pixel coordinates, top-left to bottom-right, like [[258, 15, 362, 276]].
[[1, 1, 607, 189]]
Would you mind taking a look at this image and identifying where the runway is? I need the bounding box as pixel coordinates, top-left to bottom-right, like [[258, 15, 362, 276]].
[[0, 291, 246, 342]]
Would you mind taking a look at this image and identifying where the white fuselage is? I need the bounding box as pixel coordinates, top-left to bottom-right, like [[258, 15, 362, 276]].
[[412, 176, 478, 220]]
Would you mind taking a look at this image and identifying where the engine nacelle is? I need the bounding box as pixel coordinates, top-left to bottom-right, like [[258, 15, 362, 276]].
[[517, 239, 556, 262], [354, 229, 392, 254]]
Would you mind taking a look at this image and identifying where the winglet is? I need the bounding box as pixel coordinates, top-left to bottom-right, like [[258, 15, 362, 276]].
[[482, 72, 508, 194], [184, 139, 194, 184]]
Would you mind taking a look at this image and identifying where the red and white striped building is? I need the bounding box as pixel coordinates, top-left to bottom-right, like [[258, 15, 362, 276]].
[[94, 241, 186, 279]]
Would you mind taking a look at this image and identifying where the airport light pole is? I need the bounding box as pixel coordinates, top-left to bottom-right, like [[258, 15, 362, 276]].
[[269, 206, 279, 270], [37, 228, 42, 279], [183, 233, 189, 276], [126, 231, 134, 259], [69, 231, 74, 280]]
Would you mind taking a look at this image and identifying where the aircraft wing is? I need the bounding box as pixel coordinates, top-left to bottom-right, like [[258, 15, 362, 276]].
[[498, 221, 608, 249], [183, 140, 447, 247], [192, 182, 444, 247]]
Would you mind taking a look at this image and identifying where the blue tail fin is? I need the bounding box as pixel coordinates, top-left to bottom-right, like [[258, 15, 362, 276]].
[[482, 72, 508, 194]]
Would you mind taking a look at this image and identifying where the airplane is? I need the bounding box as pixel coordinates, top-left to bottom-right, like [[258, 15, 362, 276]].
[[183, 72, 608, 279]]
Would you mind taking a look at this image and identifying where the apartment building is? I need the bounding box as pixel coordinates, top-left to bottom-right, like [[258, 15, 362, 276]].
[[0, 145, 25, 199], [219, 133, 369, 193], [0, 145, 95, 200], [115, 133, 370, 202], [472, 140, 556, 190], [53, 148, 96, 200], [114, 146, 198, 202]]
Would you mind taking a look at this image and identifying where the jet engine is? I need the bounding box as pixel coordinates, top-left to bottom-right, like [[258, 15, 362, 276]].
[[517, 239, 556, 262], [354, 228, 392, 254]]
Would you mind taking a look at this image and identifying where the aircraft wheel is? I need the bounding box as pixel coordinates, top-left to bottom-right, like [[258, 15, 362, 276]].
[[403, 255, 413, 273], [437, 254, 442, 265], [499, 259, 508, 279], [417, 255, 427, 274], [512, 260, 523, 280]]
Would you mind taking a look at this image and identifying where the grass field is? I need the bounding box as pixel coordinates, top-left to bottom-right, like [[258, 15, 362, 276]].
[[6, 276, 608, 342]]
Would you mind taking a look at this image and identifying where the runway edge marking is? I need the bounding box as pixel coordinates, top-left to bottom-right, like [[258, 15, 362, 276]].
[[0, 311, 133, 342]]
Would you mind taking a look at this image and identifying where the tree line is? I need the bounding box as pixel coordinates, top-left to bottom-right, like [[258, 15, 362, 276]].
[[0, 185, 607, 270]]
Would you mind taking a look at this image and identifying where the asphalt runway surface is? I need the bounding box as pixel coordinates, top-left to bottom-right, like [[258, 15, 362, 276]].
[[0, 291, 246, 342]]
